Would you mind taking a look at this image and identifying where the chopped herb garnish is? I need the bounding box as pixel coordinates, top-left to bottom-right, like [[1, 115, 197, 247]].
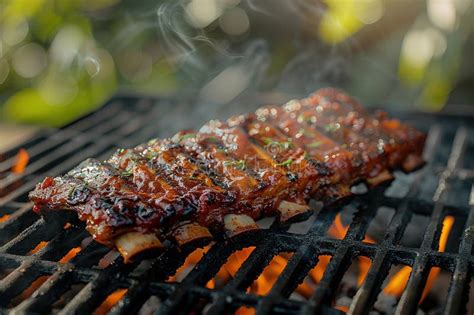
[[147, 139, 159, 145], [223, 159, 246, 170], [204, 136, 219, 143], [297, 128, 315, 138], [189, 174, 199, 180], [307, 141, 322, 148], [276, 159, 293, 167], [145, 150, 159, 160], [122, 170, 133, 177], [263, 137, 292, 149], [282, 141, 293, 149], [262, 137, 274, 145], [323, 123, 340, 133], [175, 133, 196, 143]]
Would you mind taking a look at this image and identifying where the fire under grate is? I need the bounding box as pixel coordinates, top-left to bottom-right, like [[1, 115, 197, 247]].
[[0, 96, 474, 314]]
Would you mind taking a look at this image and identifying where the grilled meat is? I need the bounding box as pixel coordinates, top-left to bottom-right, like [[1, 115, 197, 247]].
[[29, 88, 426, 262]]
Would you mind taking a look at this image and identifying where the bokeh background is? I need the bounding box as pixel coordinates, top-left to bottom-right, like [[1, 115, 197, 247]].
[[0, 0, 473, 127]]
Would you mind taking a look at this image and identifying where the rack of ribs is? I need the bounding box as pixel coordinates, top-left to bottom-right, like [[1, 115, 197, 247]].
[[29, 88, 426, 262]]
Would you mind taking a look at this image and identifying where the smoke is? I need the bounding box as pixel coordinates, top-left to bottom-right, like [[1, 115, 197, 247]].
[[155, 1, 208, 74], [199, 39, 270, 103], [153, 0, 350, 102]]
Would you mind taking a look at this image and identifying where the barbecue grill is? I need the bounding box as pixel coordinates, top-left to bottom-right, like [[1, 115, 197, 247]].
[[1, 95, 473, 315]]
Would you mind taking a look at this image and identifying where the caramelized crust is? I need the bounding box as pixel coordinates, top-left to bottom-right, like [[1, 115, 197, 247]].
[[29, 88, 426, 256]]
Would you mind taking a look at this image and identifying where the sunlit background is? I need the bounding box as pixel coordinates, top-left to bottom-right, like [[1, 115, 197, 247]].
[[0, 0, 473, 126]]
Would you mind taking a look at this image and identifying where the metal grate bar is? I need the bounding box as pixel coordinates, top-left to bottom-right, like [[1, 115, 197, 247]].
[[396, 127, 468, 314], [444, 185, 474, 315], [0, 213, 71, 255], [347, 125, 442, 315], [56, 274, 109, 315], [0, 204, 38, 244], [0, 110, 131, 190], [107, 280, 150, 315], [0, 107, 158, 206], [0, 259, 44, 304], [12, 267, 73, 313], [0, 97, 472, 315]]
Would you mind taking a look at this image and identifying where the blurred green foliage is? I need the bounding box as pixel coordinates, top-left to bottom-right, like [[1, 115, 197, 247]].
[[0, 0, 473, 127], [0, 0, 178, 126], [0, 0, 119, 126]]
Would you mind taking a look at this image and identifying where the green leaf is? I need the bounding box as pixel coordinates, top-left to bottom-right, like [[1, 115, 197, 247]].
[[323, 123, 340, 133], [276, 158, 293, 167], [176, 133, 196, 143], [307, 141, 322, 148], [223, 159, 246, 170], [204, 136, 219, 143]]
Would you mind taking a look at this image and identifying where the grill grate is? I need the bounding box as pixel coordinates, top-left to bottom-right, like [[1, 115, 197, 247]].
[[0, 96, 473, 314]]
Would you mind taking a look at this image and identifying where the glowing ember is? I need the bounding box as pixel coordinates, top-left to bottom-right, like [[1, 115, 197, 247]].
[[0, 214, 10, 223], [168, 246, 210, 282], [235, 306, 255, 315], [420, 215, 454, 302], [11, 275, 49, 306], [328, 214, 373, 288], [294, 255, 331, 299], [335, 305, 349, 313], [357, 256, 372, 287], [167, 213, 375, 303], [328, 214, 348, 239], [59, 247, 81, 263], [29, 241, 48, 255], [206, 247, 255, 289], [250, 253, 292, 296], [384, 266, 412, 296], [93, 288, 128, 315], [11, 148, 29, 174], [384, 216, 454, 302], [309, 255, 331, 284]]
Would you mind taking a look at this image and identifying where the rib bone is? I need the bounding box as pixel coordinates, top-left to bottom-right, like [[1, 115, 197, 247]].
[[277, 200, 311, 222], [365, 170, 394, 187], [173, 223, 212, 246], [224, 214, 259, 237], [114, 232, 163, 263]]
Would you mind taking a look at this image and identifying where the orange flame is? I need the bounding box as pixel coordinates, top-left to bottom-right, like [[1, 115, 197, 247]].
[[93, 288, 128, 315], [59, 247, 81, 263], [384, 266, 412, 296], [11, 275, 49, 306], [168, 246, 210, 282], [206, 247, 255, 289], [170, 213, 372, 303], [11, 148, 29, 174], [328, 214, 348, 239], [420, 216, 454, 302], [236, 306, 255, 315], [357, 256, 372, 287], [335, 305, 349, 313], [29, 241, 48, 255], [0, 214, 10, 223], [384, 216, 454, 302], [328, 214, 373, 287], [250, 253, 292, 296]]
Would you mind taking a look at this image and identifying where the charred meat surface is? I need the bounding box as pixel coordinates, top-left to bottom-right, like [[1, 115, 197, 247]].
[[29, 88, 426, 261]]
